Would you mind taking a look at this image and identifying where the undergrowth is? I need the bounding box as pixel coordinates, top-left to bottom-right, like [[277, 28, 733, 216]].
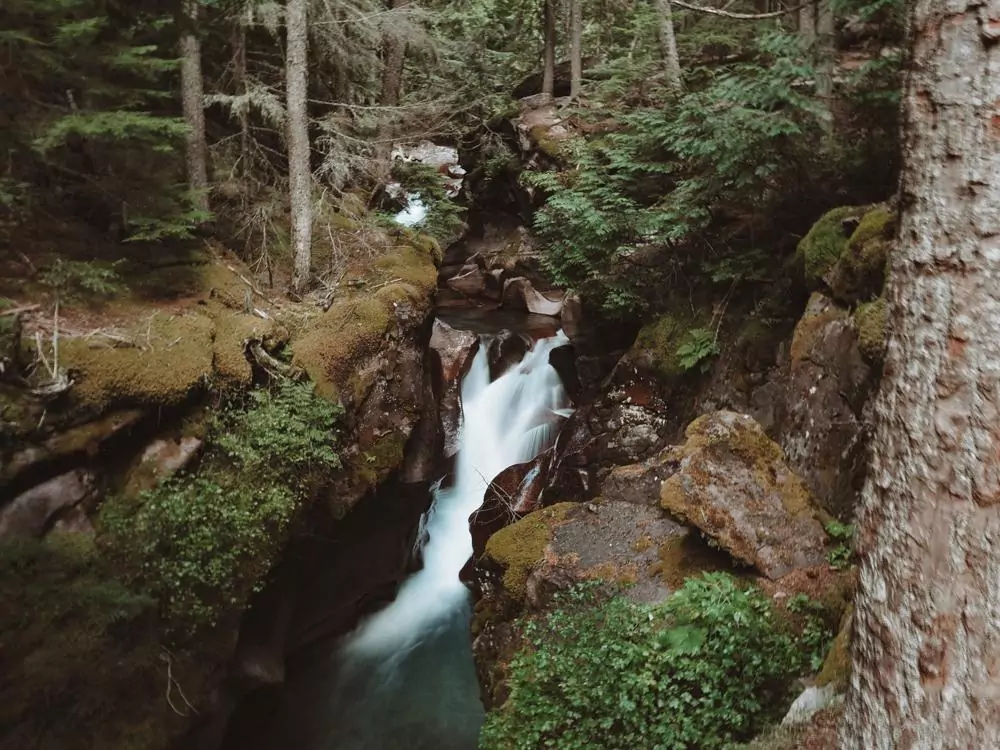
[[480, 573, 821, 750]]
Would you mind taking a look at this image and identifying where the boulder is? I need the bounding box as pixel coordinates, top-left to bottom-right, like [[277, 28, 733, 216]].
[[501, 278, 564, 317], [659, 411, 829, 579], [601, 451, 681, 507], [0, 469, 95, 538], [445, 266, 486, 297], [125, 435, 203, 496], [488, 330, 529, 379], [779, 293, 874, 518], [2, 409, 144, 487], [547, 344, 580, 402], [429, 319, 479, 458]]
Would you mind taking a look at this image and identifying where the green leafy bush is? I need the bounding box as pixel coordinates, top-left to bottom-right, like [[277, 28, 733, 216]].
[[825, 520, 856, 570], [103, 380, 343, 633], [102, 476, 296, 633], [480, 573, 811, 750], [676, 327, 720, 372], [215, 380, 343, 486]]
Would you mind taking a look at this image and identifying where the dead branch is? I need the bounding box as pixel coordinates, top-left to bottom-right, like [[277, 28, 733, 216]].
[[672, 0, 805, 19]]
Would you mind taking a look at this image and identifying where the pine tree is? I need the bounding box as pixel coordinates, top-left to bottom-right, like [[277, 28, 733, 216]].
[[286, 0, 312, 293]]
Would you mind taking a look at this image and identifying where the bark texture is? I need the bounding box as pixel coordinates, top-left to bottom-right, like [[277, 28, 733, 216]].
[[286, 0, 312, 294], [569, 0, 582, 99], [840, 1, 1000, 747], [656, 0, 682, 92], [815, 0, 834, 99], [180, 0, 209, 212], [542, 0, 556, 98], [380, 0, 408, 108]]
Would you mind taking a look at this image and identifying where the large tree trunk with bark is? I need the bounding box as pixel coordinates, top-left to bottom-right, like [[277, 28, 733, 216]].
[[569, 0, 582, 99], [541, 0, 556, 98], [180, 0, 209, 212], [839, 1, 1000, 747], [655, 0, 682, 92], [232, 9, 250, 179], [286, 0, 311, 294], [374, 0, 409, 181]]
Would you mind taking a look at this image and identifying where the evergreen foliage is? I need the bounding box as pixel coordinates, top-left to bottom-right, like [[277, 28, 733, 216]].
[[480, 574, 817, 750], [101, 381, 343, 634]]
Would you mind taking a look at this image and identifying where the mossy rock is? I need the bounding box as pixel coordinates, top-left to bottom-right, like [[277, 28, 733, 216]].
[[351, 430, 409, 489], [796, 205, 868, 288], [483, 503, 575, 601], [292, 297, 393, 404], [211, 309, 278, 389], [816, 605, 853, 689], [827, 205, 896, 304], [854, 297, 888, 363], [789, 293, 847, 367], [528, 125, 564, 159], [61, 313, 215, 412], [629, 311, 710, 382]]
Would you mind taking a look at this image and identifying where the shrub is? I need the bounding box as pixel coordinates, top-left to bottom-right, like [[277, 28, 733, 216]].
[[103, 380, 343, 633], [214, 379, 343, 488], [101, 476, 297, 633], [480, 573, 810, 750]]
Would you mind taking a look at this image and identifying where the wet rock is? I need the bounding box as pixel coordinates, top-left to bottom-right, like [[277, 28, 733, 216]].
[[445, 266, 486, 296], [51, 504, 95, 535], [429, 318, 479, 385], [125, 435, 203, 496], [488, 330, 529, 380], [501, 278, 564, 317], [468, 451, 553, 567], [560, 292, 583, 337], [659, 411, 829, 579], [547, 344, 579, 402], [430, 319, 479, 458], [0, 469, 95, 538]]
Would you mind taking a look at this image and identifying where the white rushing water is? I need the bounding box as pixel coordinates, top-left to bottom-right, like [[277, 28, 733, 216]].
[[344, 330, 572, 659]]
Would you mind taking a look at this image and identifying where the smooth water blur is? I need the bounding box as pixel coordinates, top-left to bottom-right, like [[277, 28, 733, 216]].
[[259, 330, 572, 750]]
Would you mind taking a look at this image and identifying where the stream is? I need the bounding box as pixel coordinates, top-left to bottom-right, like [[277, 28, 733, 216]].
[[253, 323, 572, 749]]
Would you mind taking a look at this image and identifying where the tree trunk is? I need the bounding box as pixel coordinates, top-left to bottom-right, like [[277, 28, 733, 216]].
[[286, 0, 311, 294], [655, 0, 682, 93], [375, 0, 408, 181], [569, 0, 582, 99], [380, 0, 407, 109], [232, 10, 250, 179], [839, 1, 1000, 747], [814, 0, 834, 99], [180, 0, 209, 212], [541, 0, 556, 98], [799, 0, 815, 45]]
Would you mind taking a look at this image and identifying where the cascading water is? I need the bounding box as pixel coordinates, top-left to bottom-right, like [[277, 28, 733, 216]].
[[263, 328, 572, 750]]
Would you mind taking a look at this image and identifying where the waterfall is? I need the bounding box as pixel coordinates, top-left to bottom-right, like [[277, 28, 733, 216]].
[[312, 329, 572, 750]]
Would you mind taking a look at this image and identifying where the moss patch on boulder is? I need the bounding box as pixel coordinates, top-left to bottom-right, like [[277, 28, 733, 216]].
[[484, 503, 575, 600], [629, 311, 710, 381], [816, 605, 853, 689], [796, 206, 867, 287], [789, 293, 847, 366], [854, 297, 888, 363], [61, 313, 215, 412], [827, 205, 895, 304]]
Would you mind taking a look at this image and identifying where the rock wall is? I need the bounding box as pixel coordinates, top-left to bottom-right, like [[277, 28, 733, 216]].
[[0, 234, 441, 750]]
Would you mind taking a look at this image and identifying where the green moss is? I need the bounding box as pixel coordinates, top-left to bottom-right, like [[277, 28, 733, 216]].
[[855, 297, 888, 363], [292, 297, 393, 403], [828, 205, 896, 303], [61, 313, 214, 412], [353, 431, 409, 488], [529, 125, 564, 158], [484, 503, 575, 600], [796, 205, 867, 287], [211, 310, 272, 389], [375, 242, 440, 294], [816, 605, 853, 688], [631, 312, 710, 381], [682, 412, 783, 465]]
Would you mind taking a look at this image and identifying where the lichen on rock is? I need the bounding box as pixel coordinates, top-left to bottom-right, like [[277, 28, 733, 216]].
[[659, 411, 829, 579]]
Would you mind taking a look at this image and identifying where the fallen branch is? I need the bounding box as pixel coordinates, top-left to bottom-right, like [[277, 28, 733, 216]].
[[160, 650, 198, 717], [247, 338, 292, 379], [0, 304, 40, 316], [672, 0, 805, 19]]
